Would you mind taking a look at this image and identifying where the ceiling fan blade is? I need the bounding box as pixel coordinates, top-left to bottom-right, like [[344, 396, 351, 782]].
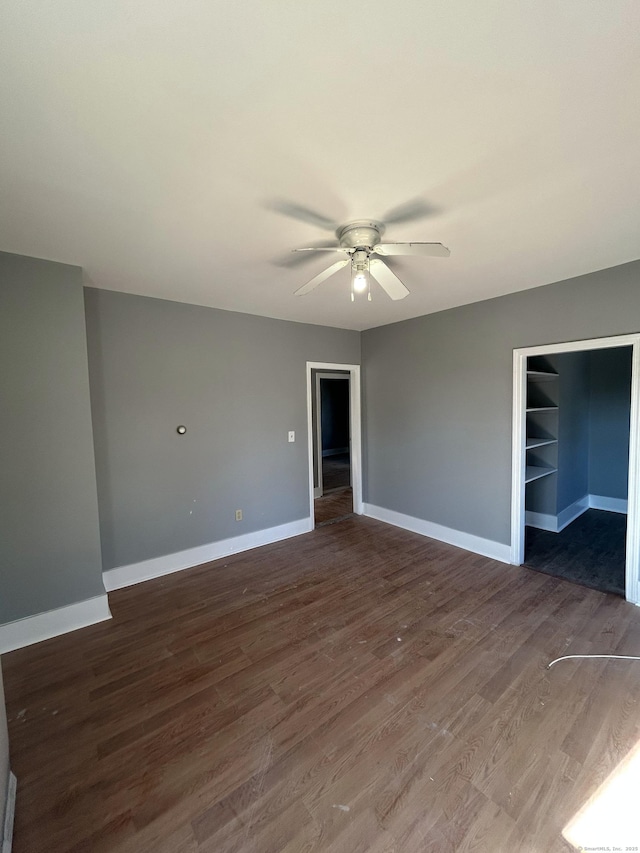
[[265, 198, 338, 231], [273, 240, 341, 268], [381, 198, 440, 225], [373, 242, 450, 258], [294, 259, 349, 296], [292, 247, 349, 254], [369, 259, 410, 300]]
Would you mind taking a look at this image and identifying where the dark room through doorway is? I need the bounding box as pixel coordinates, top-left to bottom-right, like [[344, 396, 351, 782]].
[[313, 371, 353, 526]]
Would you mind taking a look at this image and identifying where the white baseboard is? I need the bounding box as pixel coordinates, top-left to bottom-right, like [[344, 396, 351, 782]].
[[558, 496, 591, 530], [526, 493, 627, 533], [524, 510, 558, 532], [103, 517, 313, 591], [2, 771, 16, 853], [526, 495, 590, 533], [589, 494, 628, 514], [362, 504, 511, 564], [0, 594, 111, 654]]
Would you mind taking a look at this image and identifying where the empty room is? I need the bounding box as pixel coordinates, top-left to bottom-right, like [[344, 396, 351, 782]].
[[1, 2, 640, 852]]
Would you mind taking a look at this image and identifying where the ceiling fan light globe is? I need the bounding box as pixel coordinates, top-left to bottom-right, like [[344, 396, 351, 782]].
[[353, 272, 368, 293]]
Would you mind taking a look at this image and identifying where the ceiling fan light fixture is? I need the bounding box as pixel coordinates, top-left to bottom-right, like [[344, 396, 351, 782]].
[[353, 271, 368, 292], [286, 211, 449, 300], [351, 249, 370, 300]]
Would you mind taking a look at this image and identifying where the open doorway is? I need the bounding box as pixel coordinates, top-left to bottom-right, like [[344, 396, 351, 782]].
[[524, 348, 631, 595], [315, 372, 352, 525], [511, 334, 640, 605], [306, 362, 363, 528]]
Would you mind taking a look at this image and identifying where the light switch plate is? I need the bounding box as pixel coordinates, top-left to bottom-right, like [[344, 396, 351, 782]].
[[288, 431, 295, 442]]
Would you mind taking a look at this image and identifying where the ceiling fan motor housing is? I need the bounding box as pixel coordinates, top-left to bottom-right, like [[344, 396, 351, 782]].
[[337, 220, 385, 250]]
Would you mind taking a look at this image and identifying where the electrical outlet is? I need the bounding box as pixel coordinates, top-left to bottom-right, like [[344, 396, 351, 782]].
[[235, 509, 242, 521], [288, 431, 295, 442]]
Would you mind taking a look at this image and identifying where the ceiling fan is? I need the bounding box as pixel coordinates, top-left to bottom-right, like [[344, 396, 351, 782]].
[[268, 199, 450, 301]]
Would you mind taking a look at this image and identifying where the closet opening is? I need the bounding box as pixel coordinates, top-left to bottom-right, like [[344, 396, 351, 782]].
[[511, 335, 640, 604]]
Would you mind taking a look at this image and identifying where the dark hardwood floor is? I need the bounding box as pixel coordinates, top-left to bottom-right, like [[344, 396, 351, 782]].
[[321, 453, 350, 492], [525, 509, 626, 596], [314, 487, 353, 526], [4, 516, 640, 852]]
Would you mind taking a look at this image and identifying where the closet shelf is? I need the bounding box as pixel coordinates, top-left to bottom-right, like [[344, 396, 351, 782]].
[[527, 370, 558, 382], [526, 406, 559, 412], [526, 437, 558, 450], [525, 465, 557, 484]]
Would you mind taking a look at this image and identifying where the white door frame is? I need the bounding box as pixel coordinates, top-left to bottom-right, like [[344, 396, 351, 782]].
[[314, 372, 351, 499], [510, 333, 640, 605], [307, 362, 363, 523]]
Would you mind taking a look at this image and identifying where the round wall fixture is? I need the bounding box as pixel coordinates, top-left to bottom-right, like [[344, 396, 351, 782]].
[[176, 425, 187, 435]]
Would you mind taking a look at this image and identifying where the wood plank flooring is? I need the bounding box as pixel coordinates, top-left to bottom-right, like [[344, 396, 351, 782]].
[[314, 488, 353, 526], [3, 516, 640, 852]]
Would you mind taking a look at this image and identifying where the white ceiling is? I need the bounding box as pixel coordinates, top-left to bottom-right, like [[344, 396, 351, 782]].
[[1, 1, 639, 331]]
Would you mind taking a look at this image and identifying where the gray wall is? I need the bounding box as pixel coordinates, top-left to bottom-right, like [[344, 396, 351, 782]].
[[85, 289, 360, 570], [362, 258, 640, 546], [589, 347, 632, 499], [0, 253, 104, 624], [0, 662, 8, 838]]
